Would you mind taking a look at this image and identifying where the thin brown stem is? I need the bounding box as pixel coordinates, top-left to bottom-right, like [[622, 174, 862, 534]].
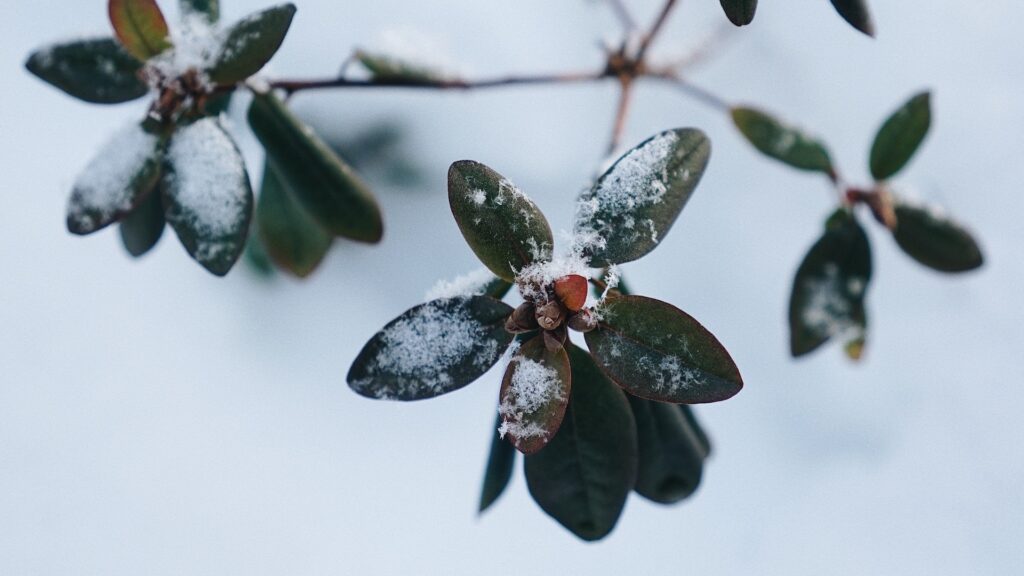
[[607, 80, 635, 154], [606, 0, 638, 32], [647, 70, 730, 111], [267, 70, 610, 96], [635, 0, 680, 63]]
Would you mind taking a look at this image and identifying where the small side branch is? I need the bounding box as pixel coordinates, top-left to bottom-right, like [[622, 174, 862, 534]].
[[269, 70, 611, 96], [635, 0, 680, 62], [607, 80, 635, 155]]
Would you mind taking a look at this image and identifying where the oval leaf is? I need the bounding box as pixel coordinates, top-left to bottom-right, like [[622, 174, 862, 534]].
[[25, 38, 148, 104], [207, 3, 296, 85], [498, 335, 572, 455], [789, 209, 872, 357], [830, 0, 875, 37], [180, 0, 219, 23], [354, 49, 452, 84], [348, 296, 515, 401], [67, 121, 165, 235], [479, 413, 517, 514], [524, 345, 637, 541], [585, 295, 743, 404], [108, 0, 172, 61], [163, 117, 253, 276], [870, 91, 931, 181], [628, 397, 708, 504], [719, 0, 758, 26], [892, 200, 983, 273], [575, 128, 710, 268], [731, 106, 834, 175], [119, 179, 166, 256], [248, 92, 383, 242], [256, 162, 332, 278], [448, 161, 553, 282]]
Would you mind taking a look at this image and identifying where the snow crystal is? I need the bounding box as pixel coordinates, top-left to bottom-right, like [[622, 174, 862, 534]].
[[425, 268, 497, 300], [801, 263, 861, 339], [469, 189, 487, 206], [498, 357, 564, 440], [68, 121, 159, 232], [146, 13, 220, 89], [637, 354, 702, 394], [514, 249, 589, 304]]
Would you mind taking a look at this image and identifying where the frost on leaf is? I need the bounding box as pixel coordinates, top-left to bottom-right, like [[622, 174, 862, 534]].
[[498, 336, 571, 454], [348, 296, 514, 401], [425, 268, 509, 300], [163, 117, 252, 276], [67, 121, 163, 235], [25, 38, 149, 104], [145, 12, 221, 91]]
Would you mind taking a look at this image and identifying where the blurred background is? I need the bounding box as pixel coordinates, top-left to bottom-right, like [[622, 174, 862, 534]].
[[2, 0, 1022, 573]]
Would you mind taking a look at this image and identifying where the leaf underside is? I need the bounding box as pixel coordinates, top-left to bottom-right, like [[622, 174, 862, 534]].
[[479, 413, 517, 514], [255, 162, 332, 278], [119, 178, 166, 257], [629, 397, 709, 504]]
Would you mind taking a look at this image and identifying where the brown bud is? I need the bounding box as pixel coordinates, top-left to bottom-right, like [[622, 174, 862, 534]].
[[553, 274, 588, 312], [505, 302, 539, 333], [543, 325, 568, 352], [535, 300, 565, 331], [567, 309, 598, 333]]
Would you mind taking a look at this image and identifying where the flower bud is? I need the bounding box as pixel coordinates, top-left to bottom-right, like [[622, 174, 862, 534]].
[[535, 300, 565, 330]]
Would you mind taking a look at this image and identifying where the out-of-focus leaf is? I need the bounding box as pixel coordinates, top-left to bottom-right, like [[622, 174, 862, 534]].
[[479, 413, 517, 514], [348, 296, 515, 400], [243, 229, 277, 278], [498, 335, 572, 455], [870, 91, 931, 181], [67, 121, 165, 235], [829, 0, 875, 37], [25, 38, 148, 104], [629, 397, 708, 504], [108, 0, 172, 61], [585, 295, 743, 404], [248, 92, 383, 242], [328, 123, 424, 187], [575, 129, 710, 268], [448, 161, 553, 282], [119, 178, 166, 256], [731, 107, 834, 175], [162, 117, 253, 276], [892, 200, 983, 273], [256, 163, 332, 278], [789, 209, 872, 357], [180, 0, 219, 22], [354, 49, 451, 83], [208, 3, 296, 85], [719, 0, 757, 26]]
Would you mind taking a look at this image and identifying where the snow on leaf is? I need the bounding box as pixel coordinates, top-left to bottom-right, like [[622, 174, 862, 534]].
[[499, 358, 564, 439]]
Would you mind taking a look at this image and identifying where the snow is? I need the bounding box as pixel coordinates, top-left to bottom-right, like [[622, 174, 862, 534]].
[[67, 121, 159, 232], [498, 357, 564, 440], [513, 248, 589, 304], [425, 268, 496, 300], [145, 13, 220, 90], [800, 263, 863, 339], [363, 27, 462, 79], [214, 11, 265, 69]]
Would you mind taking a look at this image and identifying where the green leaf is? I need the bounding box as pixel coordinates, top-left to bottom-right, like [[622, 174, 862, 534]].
[[870, 91, 931, 181], [354, 49, 451, 83], [585, 295, 743, 404], [498, 335, 572, 455], [789, 209, 872, 357], [680, 404, 711, 455], [180, 0, 219, 23], [479, 413, 517, 514], [731, 107, 834, 175], [256, 162, 332, 278], [162, 118, 253, 276], [348, 296, 515, 400], [829, 0, 875, 37], [892, 199, 983, 273], [108, 0, 172, 61], [119, 178, 166, 256], [67, 121, 165, 235], [575, 128, 710, 268], [207, 3, 296, 85], [628, 397, 708, 504], [243, 231, 277, 278], [448, 161, 553, 282], [719, 0, 758, 26], [248, 92, 383, 242], [524, 345, 637, 541], [25, 38, 148, 104]]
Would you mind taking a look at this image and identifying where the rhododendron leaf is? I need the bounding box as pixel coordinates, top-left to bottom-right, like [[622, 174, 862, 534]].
[[892, 200, 983, 273], [731, 106, 834, 175], [498, 335, 571, 455], [108, 0, 172, 61], [25, 38, 148, 104], [208, 3, 296, 85], [870, 91, 931, 181]]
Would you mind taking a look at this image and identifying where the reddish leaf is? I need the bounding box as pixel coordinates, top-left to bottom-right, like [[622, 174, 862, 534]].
[[498, 335, 571, 455], [108, 0, 172, 61], [554, 274, 587, 312]]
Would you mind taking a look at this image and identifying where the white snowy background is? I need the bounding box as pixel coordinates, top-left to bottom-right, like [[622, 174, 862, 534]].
[[2, 1, 1022, 574]]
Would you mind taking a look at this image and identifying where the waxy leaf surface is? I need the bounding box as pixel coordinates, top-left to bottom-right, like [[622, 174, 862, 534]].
[[26, 38, 148, 104], [498, 335, 571, 455]]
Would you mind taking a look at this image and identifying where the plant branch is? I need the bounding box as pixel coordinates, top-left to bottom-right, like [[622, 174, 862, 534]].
[[607, 80, 635, 154], [635, 0, 680, 63], [647, 70, 731, 111], [268, 70, 612, 95], [605, 0, 638, 32]]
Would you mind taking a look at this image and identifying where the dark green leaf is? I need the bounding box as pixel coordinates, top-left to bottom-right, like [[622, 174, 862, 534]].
[[482, 277, 514, 299], [498, 335, 572, 455], [585, 295, 743, 404], [354, 49, 451, 83], [248, 92, 383, 242], [479, 413, 517, 514], [256, 162, 332, 278], [108, 0, 172, 61], [162, 118, 253, 276], [348, 296, 515, 400], [892, 200, 983, 273], [870, 91, 931, 181], [25, 38, 148, 104], [67, 121, 165, 235], [119, 178, 165, 256], [208, 3, 296, 85], [719, 0, 757, 26], [789, 209, 872, 357], [731, 107, 834, 175], [243, 229, 277, 278], [524, 345, 637, 541], [575, 128, 710, 268], [829, 0, 875, 37], [448, 161, 553, 282], [629, 397, 708, 504], [680, 404, 711, 455], [180, 0, 219, 23]]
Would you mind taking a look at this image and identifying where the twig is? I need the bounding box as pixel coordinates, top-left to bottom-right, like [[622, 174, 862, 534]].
[[647, 70, 731, 111], [605, 0, 638, 32], [635, 0, 680, 63], [607, 80, 635, 154], [659, 21, 734, 72], [268, 70, 611, 96]]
